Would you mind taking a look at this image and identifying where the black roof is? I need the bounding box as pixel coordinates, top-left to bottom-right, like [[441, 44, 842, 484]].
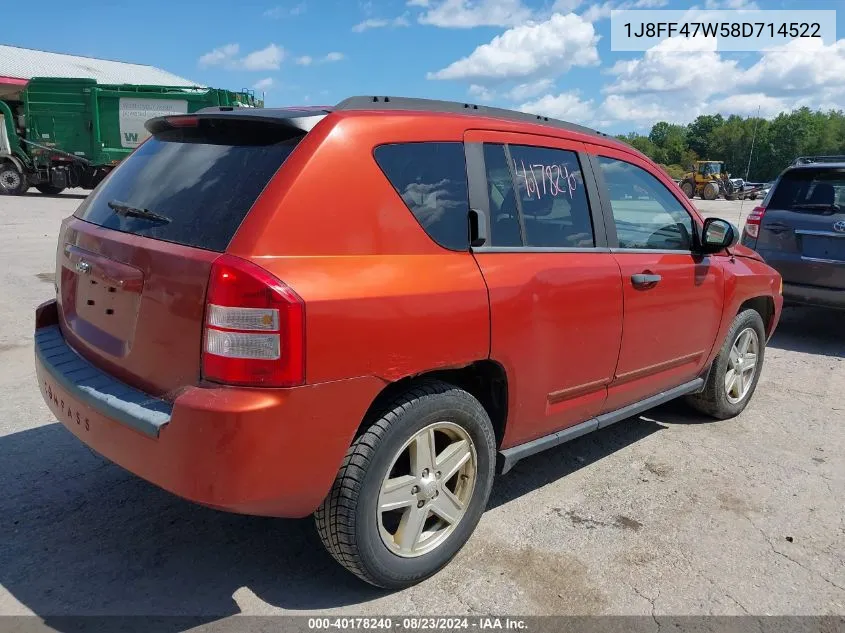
[[334, 95, 611, 140], [790, 155, 845, 167]]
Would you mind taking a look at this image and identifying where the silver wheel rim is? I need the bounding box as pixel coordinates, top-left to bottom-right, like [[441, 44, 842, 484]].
[[377, 421, 477, 558], [0, 170, 21, 190], [725, 327, 759, 404]]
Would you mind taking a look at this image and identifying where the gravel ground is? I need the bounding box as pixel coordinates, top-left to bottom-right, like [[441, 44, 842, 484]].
[[0, 192, 841, 624]]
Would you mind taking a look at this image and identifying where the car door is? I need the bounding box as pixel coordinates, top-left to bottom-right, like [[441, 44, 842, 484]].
[[465, 130, 624, 447], [587, 147, 726, 412]]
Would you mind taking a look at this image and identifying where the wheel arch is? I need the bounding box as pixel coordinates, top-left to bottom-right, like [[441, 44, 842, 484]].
[[357, 360, 509, 448], [738, 295, 776, 337]]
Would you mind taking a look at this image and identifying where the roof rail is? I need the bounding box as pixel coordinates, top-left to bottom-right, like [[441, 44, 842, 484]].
[[334, 95, 611, 140], [791, 155, 845, 166]]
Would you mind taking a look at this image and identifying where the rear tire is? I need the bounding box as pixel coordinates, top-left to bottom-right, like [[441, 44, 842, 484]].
[[680, 181, 695, 199], [0, 162, 26, 195], [315, 380, 496, 589], [686, 309, 766, 420], [35, 184, 65, 195]]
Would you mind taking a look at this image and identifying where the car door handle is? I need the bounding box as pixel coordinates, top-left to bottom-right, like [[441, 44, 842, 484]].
[[631, 273, 662, 288]]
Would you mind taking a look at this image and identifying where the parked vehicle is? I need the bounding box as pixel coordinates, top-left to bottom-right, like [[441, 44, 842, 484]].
[[34, 96, 783, 588], [0, 77, 260, 196], [679, 161, 764, 201], [742, 156, 845, 309]]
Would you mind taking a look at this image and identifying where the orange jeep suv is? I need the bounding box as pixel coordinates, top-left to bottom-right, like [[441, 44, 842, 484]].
[[34, 96, 783, 588]]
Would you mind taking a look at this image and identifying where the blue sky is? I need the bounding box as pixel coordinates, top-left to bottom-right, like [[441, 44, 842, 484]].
[[5, 0, 844, 134]]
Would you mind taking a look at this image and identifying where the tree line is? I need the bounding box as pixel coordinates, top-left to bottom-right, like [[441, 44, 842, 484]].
[[615, 108, 845, 183]]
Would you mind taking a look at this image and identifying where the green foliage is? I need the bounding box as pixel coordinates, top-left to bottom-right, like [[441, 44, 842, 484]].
[[619, 108, 845, 181]]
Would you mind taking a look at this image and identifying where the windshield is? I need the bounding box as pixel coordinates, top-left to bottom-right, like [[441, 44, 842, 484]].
[[75, 118, 303, 251], [769, 168, 845, 214]]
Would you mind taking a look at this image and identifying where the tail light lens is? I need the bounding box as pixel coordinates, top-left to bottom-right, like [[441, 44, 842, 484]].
[[202, 254, 305, 387], [745, 206, 766, 239]]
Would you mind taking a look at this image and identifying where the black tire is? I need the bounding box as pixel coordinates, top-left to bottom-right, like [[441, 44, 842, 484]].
[[0, 163, 26, 195], [35, 184, 65, 195], [315, 380, 496, 589], [686, 309, 766, 420], [680, 181, 695, 199]]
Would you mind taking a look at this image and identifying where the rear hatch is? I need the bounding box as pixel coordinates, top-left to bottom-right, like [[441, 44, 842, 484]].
[[755, 166, 845, 290], [56, 111, 318, 398]]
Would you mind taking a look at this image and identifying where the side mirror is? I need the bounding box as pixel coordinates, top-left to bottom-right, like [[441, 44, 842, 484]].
[[701, 217, 739, 253]]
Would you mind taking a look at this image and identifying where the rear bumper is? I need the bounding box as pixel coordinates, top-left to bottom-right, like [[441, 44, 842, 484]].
[[782, 282, 845, 310], [34, 300, 384, 518]]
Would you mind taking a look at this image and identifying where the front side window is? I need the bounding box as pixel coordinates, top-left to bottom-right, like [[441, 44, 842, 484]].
[[598, 156, 694, 251], [374, 142, 470, 251]]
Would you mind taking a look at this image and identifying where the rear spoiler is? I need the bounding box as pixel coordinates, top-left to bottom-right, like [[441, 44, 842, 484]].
[[145, 107, 329, 136]]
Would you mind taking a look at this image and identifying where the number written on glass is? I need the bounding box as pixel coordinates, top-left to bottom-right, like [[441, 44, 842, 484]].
[[514, 159, 578, 200]]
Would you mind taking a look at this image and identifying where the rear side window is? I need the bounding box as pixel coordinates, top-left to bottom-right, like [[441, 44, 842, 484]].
[[508, 144, 594, 248], [769, 168, 845, 214], [374, 142, 470, 251], [76, 118, 303, 252]]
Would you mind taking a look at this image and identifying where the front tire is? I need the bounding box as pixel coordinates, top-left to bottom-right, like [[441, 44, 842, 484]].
[[315, 381, 496, 588], [703, 182, 720, 200], [686, 309, 766, 419], [680, 181, 695, 199]]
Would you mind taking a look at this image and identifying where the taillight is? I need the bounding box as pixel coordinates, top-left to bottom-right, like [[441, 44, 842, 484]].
[[202, 254, 305, 387], [745, 205, 766, 239]]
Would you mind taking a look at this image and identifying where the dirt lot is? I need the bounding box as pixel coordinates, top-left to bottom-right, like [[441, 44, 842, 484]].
[[0, 192, 842, 622]]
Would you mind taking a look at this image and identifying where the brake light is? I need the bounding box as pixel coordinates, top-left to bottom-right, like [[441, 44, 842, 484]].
[[165, 115, 199, 127], [202, 254, 305, 387], [745, 205, 766, 239]]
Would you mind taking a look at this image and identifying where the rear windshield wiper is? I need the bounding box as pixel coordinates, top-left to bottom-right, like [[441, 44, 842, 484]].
[[789, 203, 840, 213], [107, 200, 172, 224]]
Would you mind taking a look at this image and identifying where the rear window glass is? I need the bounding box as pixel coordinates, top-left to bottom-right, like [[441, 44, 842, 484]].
[[769, 168, 845, 214], [75, 118, 303, 252], [374, 142, 470, 251]]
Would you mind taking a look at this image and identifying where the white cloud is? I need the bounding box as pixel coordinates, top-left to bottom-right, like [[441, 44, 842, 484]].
[[199, 43, 284, 70], [584, 36, 845, 128], [581, 0, 668, 22], [198, 43, 239, 67], [264, 3, 306, 18], [740, 38, 845, 97], [417, 0, 533, 28], [703, 0, 758, 8], [468, 84, 496, 101], [407, 0, 430, 5], [352, 15, 410, 31], [296, 52, 344, 65], [603, 36, 737, 99], [519, 91, 596, 123], [708, 93, 787, 118], [552, 0, 583, 12], [253, 77, 274, 91], [428, 13, 599, 81], [241, 44, 284, 70], [506, 78, 555, 101]]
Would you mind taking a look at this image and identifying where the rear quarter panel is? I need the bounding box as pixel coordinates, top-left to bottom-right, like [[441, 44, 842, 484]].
[[228, 113, 491, 385]]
